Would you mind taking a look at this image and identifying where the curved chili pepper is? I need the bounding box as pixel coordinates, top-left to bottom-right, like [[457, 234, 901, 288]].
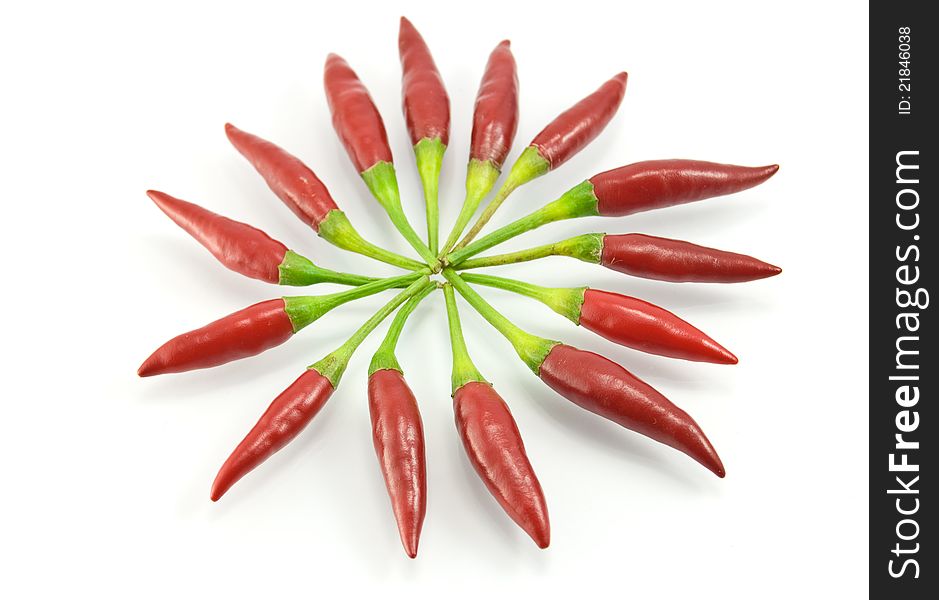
[[539, 344, 724, 477], [137, 273, 420, 377], [443, 284, 549, 547], [147, 190, 378, 286], [324, 53, 394, 173], [455, 232, 781, 284], [579, 289, 736, 363], [212, 368, 334, 501], [600, 233, 782, 283], [442, 269, 723, 477], [454, 382, 550, 548], [590, 160, 779, 217], [366, 288, 433, 558], [399, 16, 449, 256], [446, 159, 778, 267], [324, 53, 439, 265], [225, 123, 338, 230], [459, 273, 736, 364], [530, 72, 628, 170], [148, 190, 286, 283], [438, 40, 519, 256], [456, 72, 628, 248], [226, 123, 425, 271], [399, 16, 449, 146], [368, 369, 426, 558], [470, 40, 519, 169], [211, 277, 432, 501], [138, 299, 294, 377]]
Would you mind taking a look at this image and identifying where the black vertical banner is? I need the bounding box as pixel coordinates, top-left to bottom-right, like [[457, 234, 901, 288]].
[[871, 2, 934, 595]]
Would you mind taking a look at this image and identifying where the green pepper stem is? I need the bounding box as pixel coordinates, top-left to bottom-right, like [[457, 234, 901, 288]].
[[455, 233, 605, 270], [414, 138, 446, 255], [442, 269, 558, 374], [439, 159, 501, 256], [459, 273, 586, 324], [278, 250, 381, 287], [283, 272, 423, 332], [368, 283, 436, 375], [445, 180, 599, 267], [454, 146, 550, 249], [318, 210, 426, 271], [442, 284, 487, 393], [311, 276, 432, 387], [362, 161, 440, 266]]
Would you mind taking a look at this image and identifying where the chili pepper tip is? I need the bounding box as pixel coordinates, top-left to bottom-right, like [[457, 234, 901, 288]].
[[706, 340, 738, 365]]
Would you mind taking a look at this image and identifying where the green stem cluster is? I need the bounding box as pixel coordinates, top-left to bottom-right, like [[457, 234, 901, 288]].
[[362, 161, 440, 266], [440, 159, 501, 256], [283, 272, 423, 332], [311, 277, 432, 387], [318, 210, 426, 271], [454, 146, 550, 249], [368, 283, 437, 375], [442, 269, 558, 374], [445, 180, 599, 267]]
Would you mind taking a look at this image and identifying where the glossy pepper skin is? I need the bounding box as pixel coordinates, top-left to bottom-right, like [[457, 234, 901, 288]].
[[469, 40, 519, 169], [590, 160, 779, 217], [147, 190, 287, 283], [601, 234, 782, 283], [539, 344, 725, 477], [399, 17, 449, 146], [368, 368, 427, 558], [211, 369, 334, 501], [456, 272, 736, 365], [138, 300, 294, 377], [324, 54, 394, 173], [579, 289, 736, 364], [454, 382, 550, 548], [530, 72, 628, 170], [225, 124, 339, 230]]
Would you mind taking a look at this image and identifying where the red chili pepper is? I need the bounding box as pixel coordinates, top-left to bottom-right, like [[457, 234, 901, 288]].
[[458, 273, 736, 364], [147, 189, 378, 287], [539, 344, 725, 477], [210, 278, 432, 501], [530, 72, 628, 170], [368, 368, 426, 558], [444, 269, 724, 477], [600, 233, 782, 283], [453, 72, 628, 249], [367, 289, 432, 558], [324, 53, 394, 173], [446, 159, 779, 267], [399, 16, 449, 147], [579, 289, 736, 364], [147, 190, 287, 283], [590, 160, 779, 217], [225, 123, 338, 230], [226, 123, 426, 270], [138, 273, 420, 377], [442, 284, 549, 547], [211, 369, 334, 501], [454, 382, 550, 548], [469, 40, 519, 170], [138, 299, 294, 377]]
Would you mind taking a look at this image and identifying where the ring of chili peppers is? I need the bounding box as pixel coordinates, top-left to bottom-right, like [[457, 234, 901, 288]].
[[139, 16, 780, 558]]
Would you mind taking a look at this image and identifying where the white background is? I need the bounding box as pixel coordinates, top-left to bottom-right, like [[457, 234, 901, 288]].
[[1, 1, 868, 597]]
